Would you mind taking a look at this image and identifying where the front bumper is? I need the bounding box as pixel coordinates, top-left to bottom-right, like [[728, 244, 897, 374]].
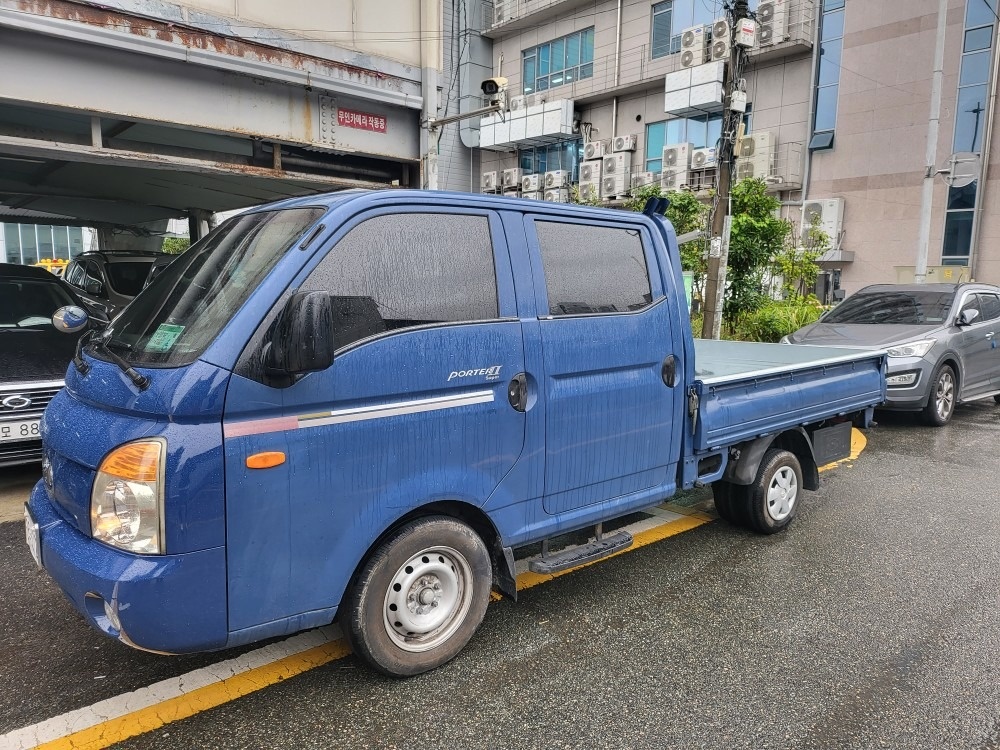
[[28, 480, 228, 654], [0, 438, 43, 468], [879, 356, 936, 410]]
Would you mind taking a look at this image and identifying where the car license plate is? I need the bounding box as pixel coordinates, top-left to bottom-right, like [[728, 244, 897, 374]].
[[25, 504, 41, 568], [0, 418, 41, 443]]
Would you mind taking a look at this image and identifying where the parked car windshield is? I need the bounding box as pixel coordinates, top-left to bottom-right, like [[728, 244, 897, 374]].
[[822, 290, 955, 325], [96, 207, 325, 367], [0, 278, 76, 329], [105, 262, 157, 297]]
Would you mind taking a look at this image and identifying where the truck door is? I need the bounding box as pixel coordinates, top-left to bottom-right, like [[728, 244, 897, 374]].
[[222, 208, 526, 633], [522, 216, 681, 516]]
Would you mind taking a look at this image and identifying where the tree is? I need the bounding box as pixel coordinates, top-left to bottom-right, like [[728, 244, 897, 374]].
[[725, 178, 792, 318], [161, 237, 190, 255], [772, 214, 828, 300]]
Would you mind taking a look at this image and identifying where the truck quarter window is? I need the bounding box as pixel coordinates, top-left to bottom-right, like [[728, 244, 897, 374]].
[[304, 213, 499, 350], [535, 221, 653, 316]]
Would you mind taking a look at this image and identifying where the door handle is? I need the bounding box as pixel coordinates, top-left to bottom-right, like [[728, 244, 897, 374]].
[[986, 332, 995, 340], [662, 355, 677, 387], [507, 373, 528, 412]]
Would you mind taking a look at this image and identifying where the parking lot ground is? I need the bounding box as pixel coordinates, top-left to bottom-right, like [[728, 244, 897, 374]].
[[3, 404, 1000, 749]]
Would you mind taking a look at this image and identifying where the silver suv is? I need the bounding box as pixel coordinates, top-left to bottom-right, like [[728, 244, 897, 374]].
[[783, 283, 1000, 426]]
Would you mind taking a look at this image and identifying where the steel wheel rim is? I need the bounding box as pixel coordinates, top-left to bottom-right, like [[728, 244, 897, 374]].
[[935, 371, 955, 420], [383, 545, 473, 653], [766, 466, 798, 521]]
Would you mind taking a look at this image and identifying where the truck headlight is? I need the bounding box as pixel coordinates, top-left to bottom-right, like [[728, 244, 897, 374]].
[[91, 439, 165, 554], [886, 339, 935, 358]]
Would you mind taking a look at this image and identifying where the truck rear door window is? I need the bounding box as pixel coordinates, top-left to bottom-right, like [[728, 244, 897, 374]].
[[302, 212, 499, 350], [534, 221, 653, 316]]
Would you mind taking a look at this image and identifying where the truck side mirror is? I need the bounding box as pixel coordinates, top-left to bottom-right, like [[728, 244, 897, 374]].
[[957, 308, 980, 327], [265, 291, 335, 379]]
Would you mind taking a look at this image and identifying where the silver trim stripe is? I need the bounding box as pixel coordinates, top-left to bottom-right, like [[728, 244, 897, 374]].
[[224, 390, 496, 439]]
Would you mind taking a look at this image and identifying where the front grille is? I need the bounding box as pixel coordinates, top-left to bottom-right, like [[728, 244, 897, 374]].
[[0, 382, 64, 421], [0, 439, 44, 467]]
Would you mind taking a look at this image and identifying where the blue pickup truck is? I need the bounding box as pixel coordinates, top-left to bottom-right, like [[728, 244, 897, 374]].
[[26, 190, 885, 677]]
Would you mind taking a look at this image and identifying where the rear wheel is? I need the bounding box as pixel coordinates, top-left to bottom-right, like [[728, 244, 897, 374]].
[[922, 364, 956, 426], [343, 517, 492, 677], [712, 481, 751, 527], [746, 449, 803, 535]]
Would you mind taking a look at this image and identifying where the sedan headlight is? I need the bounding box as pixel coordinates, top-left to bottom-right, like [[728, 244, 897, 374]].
[[886, 339, 935, 358], [91, 439, 165, 554]]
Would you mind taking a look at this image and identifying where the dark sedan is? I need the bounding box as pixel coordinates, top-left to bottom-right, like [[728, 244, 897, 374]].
[[0, 263, 104, 467]]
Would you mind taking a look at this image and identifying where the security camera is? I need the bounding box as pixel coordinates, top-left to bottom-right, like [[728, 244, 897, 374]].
[[481, 77, 509, 96]]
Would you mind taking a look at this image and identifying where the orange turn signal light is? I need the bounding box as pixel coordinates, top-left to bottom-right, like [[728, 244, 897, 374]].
[[98, 441, 162, 482], [246, 451, 286, 470]]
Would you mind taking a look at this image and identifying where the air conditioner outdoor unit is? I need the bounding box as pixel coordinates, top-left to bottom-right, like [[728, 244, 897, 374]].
[[579, 182, 601, 201], [680, 25, 707, 69], [613, 134, 637, 152], [508, 95, 526, 113], [738, 131, 776, 159], [661, 170, 690, 191], [544, 170, 570, 188], [481, 171, 498, 191], [584, 140, 607, 161], [691, 147, 718, 169], [522, 173, 541, 192], [801, 198, 846, 244], [602, 153, 631, 178], [631, 172, 656, 190], [757, 0, 788, 46], [544, 188, 570, 202], [580, 160, 602, 182], [522, 191, 542, 201], [494, 0, 508, 25], [710, 18, 731, 62], [736, 158, 771, 181], [502, 168, 523, 189], [602, 174, 628, 198], [663, 142, 693, 170]]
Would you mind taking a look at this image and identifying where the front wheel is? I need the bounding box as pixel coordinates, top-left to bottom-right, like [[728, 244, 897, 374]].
[[922, 364, 956, 426], [342, 517, 492, 677], [746, 449, 803, 535]]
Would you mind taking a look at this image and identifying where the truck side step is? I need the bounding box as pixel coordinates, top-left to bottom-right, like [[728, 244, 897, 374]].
[[528, 531, 634, 575]]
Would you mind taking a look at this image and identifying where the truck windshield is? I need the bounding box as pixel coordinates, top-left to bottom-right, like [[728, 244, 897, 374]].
[[822, 290, 955, 325], [95, 207, 324, 367]]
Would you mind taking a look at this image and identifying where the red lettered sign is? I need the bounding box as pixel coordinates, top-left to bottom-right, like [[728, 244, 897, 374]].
[[337, 108, 387, 133]]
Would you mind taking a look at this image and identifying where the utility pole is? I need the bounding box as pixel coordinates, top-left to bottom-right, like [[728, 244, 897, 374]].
[[702, 0, 750, 339]]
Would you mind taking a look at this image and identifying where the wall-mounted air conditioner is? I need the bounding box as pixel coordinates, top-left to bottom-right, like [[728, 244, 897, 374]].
[[661, 170, 690, 191], [738, 131, 776, 159], [691, 147, 718, 169], [757, 0, 788, 46], [662, 142, 693, 170], [522, 173, 541, 192], [544, 170, 570, 188], [481, 171, 498, 192], [613, 134, 637, 152], [680, 25, 708, 68], [502, 168, 523, 189], [580, 160, 602, 183], [602, 153, 631, 179], [710, 18, 731, 62], [801, 198, 846, 244], [631, 172, 656, 190], [584, 140, 607, 161], [544, 188, 570, 202]]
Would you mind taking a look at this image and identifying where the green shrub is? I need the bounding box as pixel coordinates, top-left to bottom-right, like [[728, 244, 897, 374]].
[[727, 298, 824, 343]]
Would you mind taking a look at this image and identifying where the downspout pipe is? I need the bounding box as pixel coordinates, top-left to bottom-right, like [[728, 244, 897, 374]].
[[967, 10, 1000, 280], [612, 0, 622, 137], [420, 0, 440, 189], [782, 3, 824, 208]]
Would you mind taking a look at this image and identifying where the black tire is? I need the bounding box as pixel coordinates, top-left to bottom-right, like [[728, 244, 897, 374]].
[[921, 364, 957, 426], [342, 516, 492, 678], [993, 394, 1000, 405], [712, 481, 751, 527], [746, 449, 803, 535]]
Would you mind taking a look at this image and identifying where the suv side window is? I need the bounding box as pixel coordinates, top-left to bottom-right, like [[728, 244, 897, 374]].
[[959, 294, 982, 322], [977, 293, 1000, 321], [534, 221, 653, 316], [65, 261, 84, 287], [83, 261, 104, 291], [302, 212, 499, 350]]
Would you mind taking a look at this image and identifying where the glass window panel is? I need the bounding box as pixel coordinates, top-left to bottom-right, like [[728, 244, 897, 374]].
[[948, 181, 977, 210], [579, 62, 593, 79], [535, 222, 652, 315], [960, 50, 991, 86], [537, 150, 548, 174], [36, 225, 54, 259], [54, 226, 70, 259], [814, 84, 840, 131], [818, 38, 843, 86], [551, 39, 565, 72], [520, 151, 534, 172], [19, 225, 37, 264], [69, 227, 84, 256], [538, 45, 550, 76], [523, 56, 536, 93], [692, 0, 715, 28], [665, 119, 687, 145], [821, 9, 845, 41], [954, 84, 988, 152], [652, 4, 674, 59], [4, 224, 21, 257], [646, 122, 666, 164], [536, 75, 550, 91], [942, 211, 975, 257], [966, 0, 999, 28], [707, 116, 723, 150], [582, 28, 594, 62], [566, 33, 580, 68], [809, 131, 836, 150], [688, 117, 708, 148], [647, 158, 664, 173], [672, 0, 694, 28], [550, 71, 565, 87], [823, 0, 845, 10], [965, 26, 993, 52]]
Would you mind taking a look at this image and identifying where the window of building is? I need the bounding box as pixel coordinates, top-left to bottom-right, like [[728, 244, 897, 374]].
[[651, 2, 675, 59], [535, 221, 652, 316], [809, 0, 845, 150], [943, 0, 998, 264], [520, 140, 585, 180], [302, 213, 499, 350], [523, 28, 594, 95], [3, 224, 19, 264], [644, 109, 751, 172]]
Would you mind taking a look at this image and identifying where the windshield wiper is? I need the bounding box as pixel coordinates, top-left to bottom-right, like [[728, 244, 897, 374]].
[[72, 330, 94, 376], [90, 338, 150, 391]]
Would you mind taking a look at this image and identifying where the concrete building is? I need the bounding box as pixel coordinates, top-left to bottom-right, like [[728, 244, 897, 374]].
[[464, 0, 1000, 293], [0, 0, 440, 249]]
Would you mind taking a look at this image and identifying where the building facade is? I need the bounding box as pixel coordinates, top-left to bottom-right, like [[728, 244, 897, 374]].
[[462, 0, 1000, 293]]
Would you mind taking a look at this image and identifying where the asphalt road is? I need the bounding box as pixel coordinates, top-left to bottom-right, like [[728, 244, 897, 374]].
[[3, 402, 1000, 749]]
